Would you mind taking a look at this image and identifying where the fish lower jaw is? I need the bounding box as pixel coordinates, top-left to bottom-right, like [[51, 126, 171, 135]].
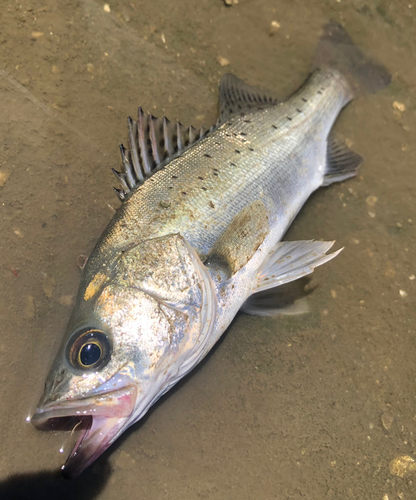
[[31, 385, 138, 478]]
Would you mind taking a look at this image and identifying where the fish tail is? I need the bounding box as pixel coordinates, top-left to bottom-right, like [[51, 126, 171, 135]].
[[315, 20, 391, 96]]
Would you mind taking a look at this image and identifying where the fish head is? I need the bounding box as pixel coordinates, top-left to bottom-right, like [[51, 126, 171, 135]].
[[31, 233, 216, 476]]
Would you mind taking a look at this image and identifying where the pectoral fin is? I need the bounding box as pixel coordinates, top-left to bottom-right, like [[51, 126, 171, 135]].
[[242, 240, 341, 316], [206, 200, 269, 277], [255, 240, 342, 292]]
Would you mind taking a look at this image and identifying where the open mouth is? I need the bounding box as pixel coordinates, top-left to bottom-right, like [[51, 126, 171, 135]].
[[31, 383, 137, 478]]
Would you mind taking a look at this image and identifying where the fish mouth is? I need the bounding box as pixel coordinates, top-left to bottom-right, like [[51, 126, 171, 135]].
[[31, 378, 137, 478]]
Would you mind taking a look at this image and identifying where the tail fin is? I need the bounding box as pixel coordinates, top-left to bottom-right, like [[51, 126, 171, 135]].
[[315, 20, 391, 96]]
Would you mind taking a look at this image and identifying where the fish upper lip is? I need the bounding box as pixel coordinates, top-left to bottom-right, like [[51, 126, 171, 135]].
[[31, 384, 137, 427]]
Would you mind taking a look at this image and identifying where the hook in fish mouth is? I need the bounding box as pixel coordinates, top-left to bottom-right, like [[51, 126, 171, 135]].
[[31, 376, 137, 478]]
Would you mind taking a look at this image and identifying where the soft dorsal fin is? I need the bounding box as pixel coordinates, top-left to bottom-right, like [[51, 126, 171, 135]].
[[113, 108, 218, 201], [219, 73, 279, 123]]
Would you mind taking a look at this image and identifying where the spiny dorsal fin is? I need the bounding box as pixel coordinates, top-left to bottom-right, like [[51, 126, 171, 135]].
[[114, 109, 218, 201], [219, 73, 279, 123]]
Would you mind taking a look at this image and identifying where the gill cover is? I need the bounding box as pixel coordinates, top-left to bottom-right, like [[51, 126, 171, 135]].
[[94, 232, 218, 388]]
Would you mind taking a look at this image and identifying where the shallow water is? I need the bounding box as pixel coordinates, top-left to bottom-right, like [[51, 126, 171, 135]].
[[1, 1, 415, 498]]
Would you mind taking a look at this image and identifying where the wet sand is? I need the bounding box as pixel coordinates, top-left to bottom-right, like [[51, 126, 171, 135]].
[[0, 1, 415, 499]]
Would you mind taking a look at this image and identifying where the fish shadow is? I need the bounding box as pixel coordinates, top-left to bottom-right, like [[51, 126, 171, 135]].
[[0, 459, 111, 500]]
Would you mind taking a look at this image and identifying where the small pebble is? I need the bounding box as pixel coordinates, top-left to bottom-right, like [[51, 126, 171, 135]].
[[399, 290, 408, 298], [31, 31, 44, 39], [368, 212, 376, 218], [389, 455, 416, 478], [0, 171, 10, 187], [393, 101, 406, 112], [269, 21, 281, 36], [381, 412, 394, 430], [103, 3, 111, 13], [330, 290, 337, 299], [409, 274, 415, 280], [217, 55, 230, 67]]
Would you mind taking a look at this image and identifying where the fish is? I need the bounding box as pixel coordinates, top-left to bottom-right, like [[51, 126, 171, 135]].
[[31, 21, 390, 477]]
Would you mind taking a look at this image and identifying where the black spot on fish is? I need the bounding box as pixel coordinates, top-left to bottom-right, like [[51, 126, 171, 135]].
[[235, 149, 241, 154], [317, 90, 322, 95], [198, 176, 204, 180], [302, 98, 307, 102], [272, 125, 278, 129], [248, 147, 254, 152], [230, 162, 236, 167], [296, 108, 302, 113], [202, 187, 207, 191], [243, 119, 251, 123], [213, 172, 218, 176], [172, 175, 178, 179], [240, 132, 247, 136], [181, 191, 187, 195], [204, 153, 212, 158], [287, 117, 292, 121]]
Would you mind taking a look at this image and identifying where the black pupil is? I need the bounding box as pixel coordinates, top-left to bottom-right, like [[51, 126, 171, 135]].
[[80, 343, 101, 366]]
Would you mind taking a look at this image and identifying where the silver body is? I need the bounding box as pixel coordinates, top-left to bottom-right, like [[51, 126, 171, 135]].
[[32, 68, 353, 476]]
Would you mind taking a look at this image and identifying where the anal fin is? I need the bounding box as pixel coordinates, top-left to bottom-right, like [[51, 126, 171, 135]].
[[323, 134, 363, 186]]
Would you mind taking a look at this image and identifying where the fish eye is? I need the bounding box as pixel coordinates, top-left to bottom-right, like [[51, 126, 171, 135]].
[[66, 329, 111, 371]]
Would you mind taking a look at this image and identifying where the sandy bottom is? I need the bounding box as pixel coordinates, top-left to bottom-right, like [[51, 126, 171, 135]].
[[0, 1, 415, 499]]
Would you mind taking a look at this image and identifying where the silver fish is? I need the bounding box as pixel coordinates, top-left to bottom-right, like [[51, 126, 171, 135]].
[[31, 21, 390, 476]]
